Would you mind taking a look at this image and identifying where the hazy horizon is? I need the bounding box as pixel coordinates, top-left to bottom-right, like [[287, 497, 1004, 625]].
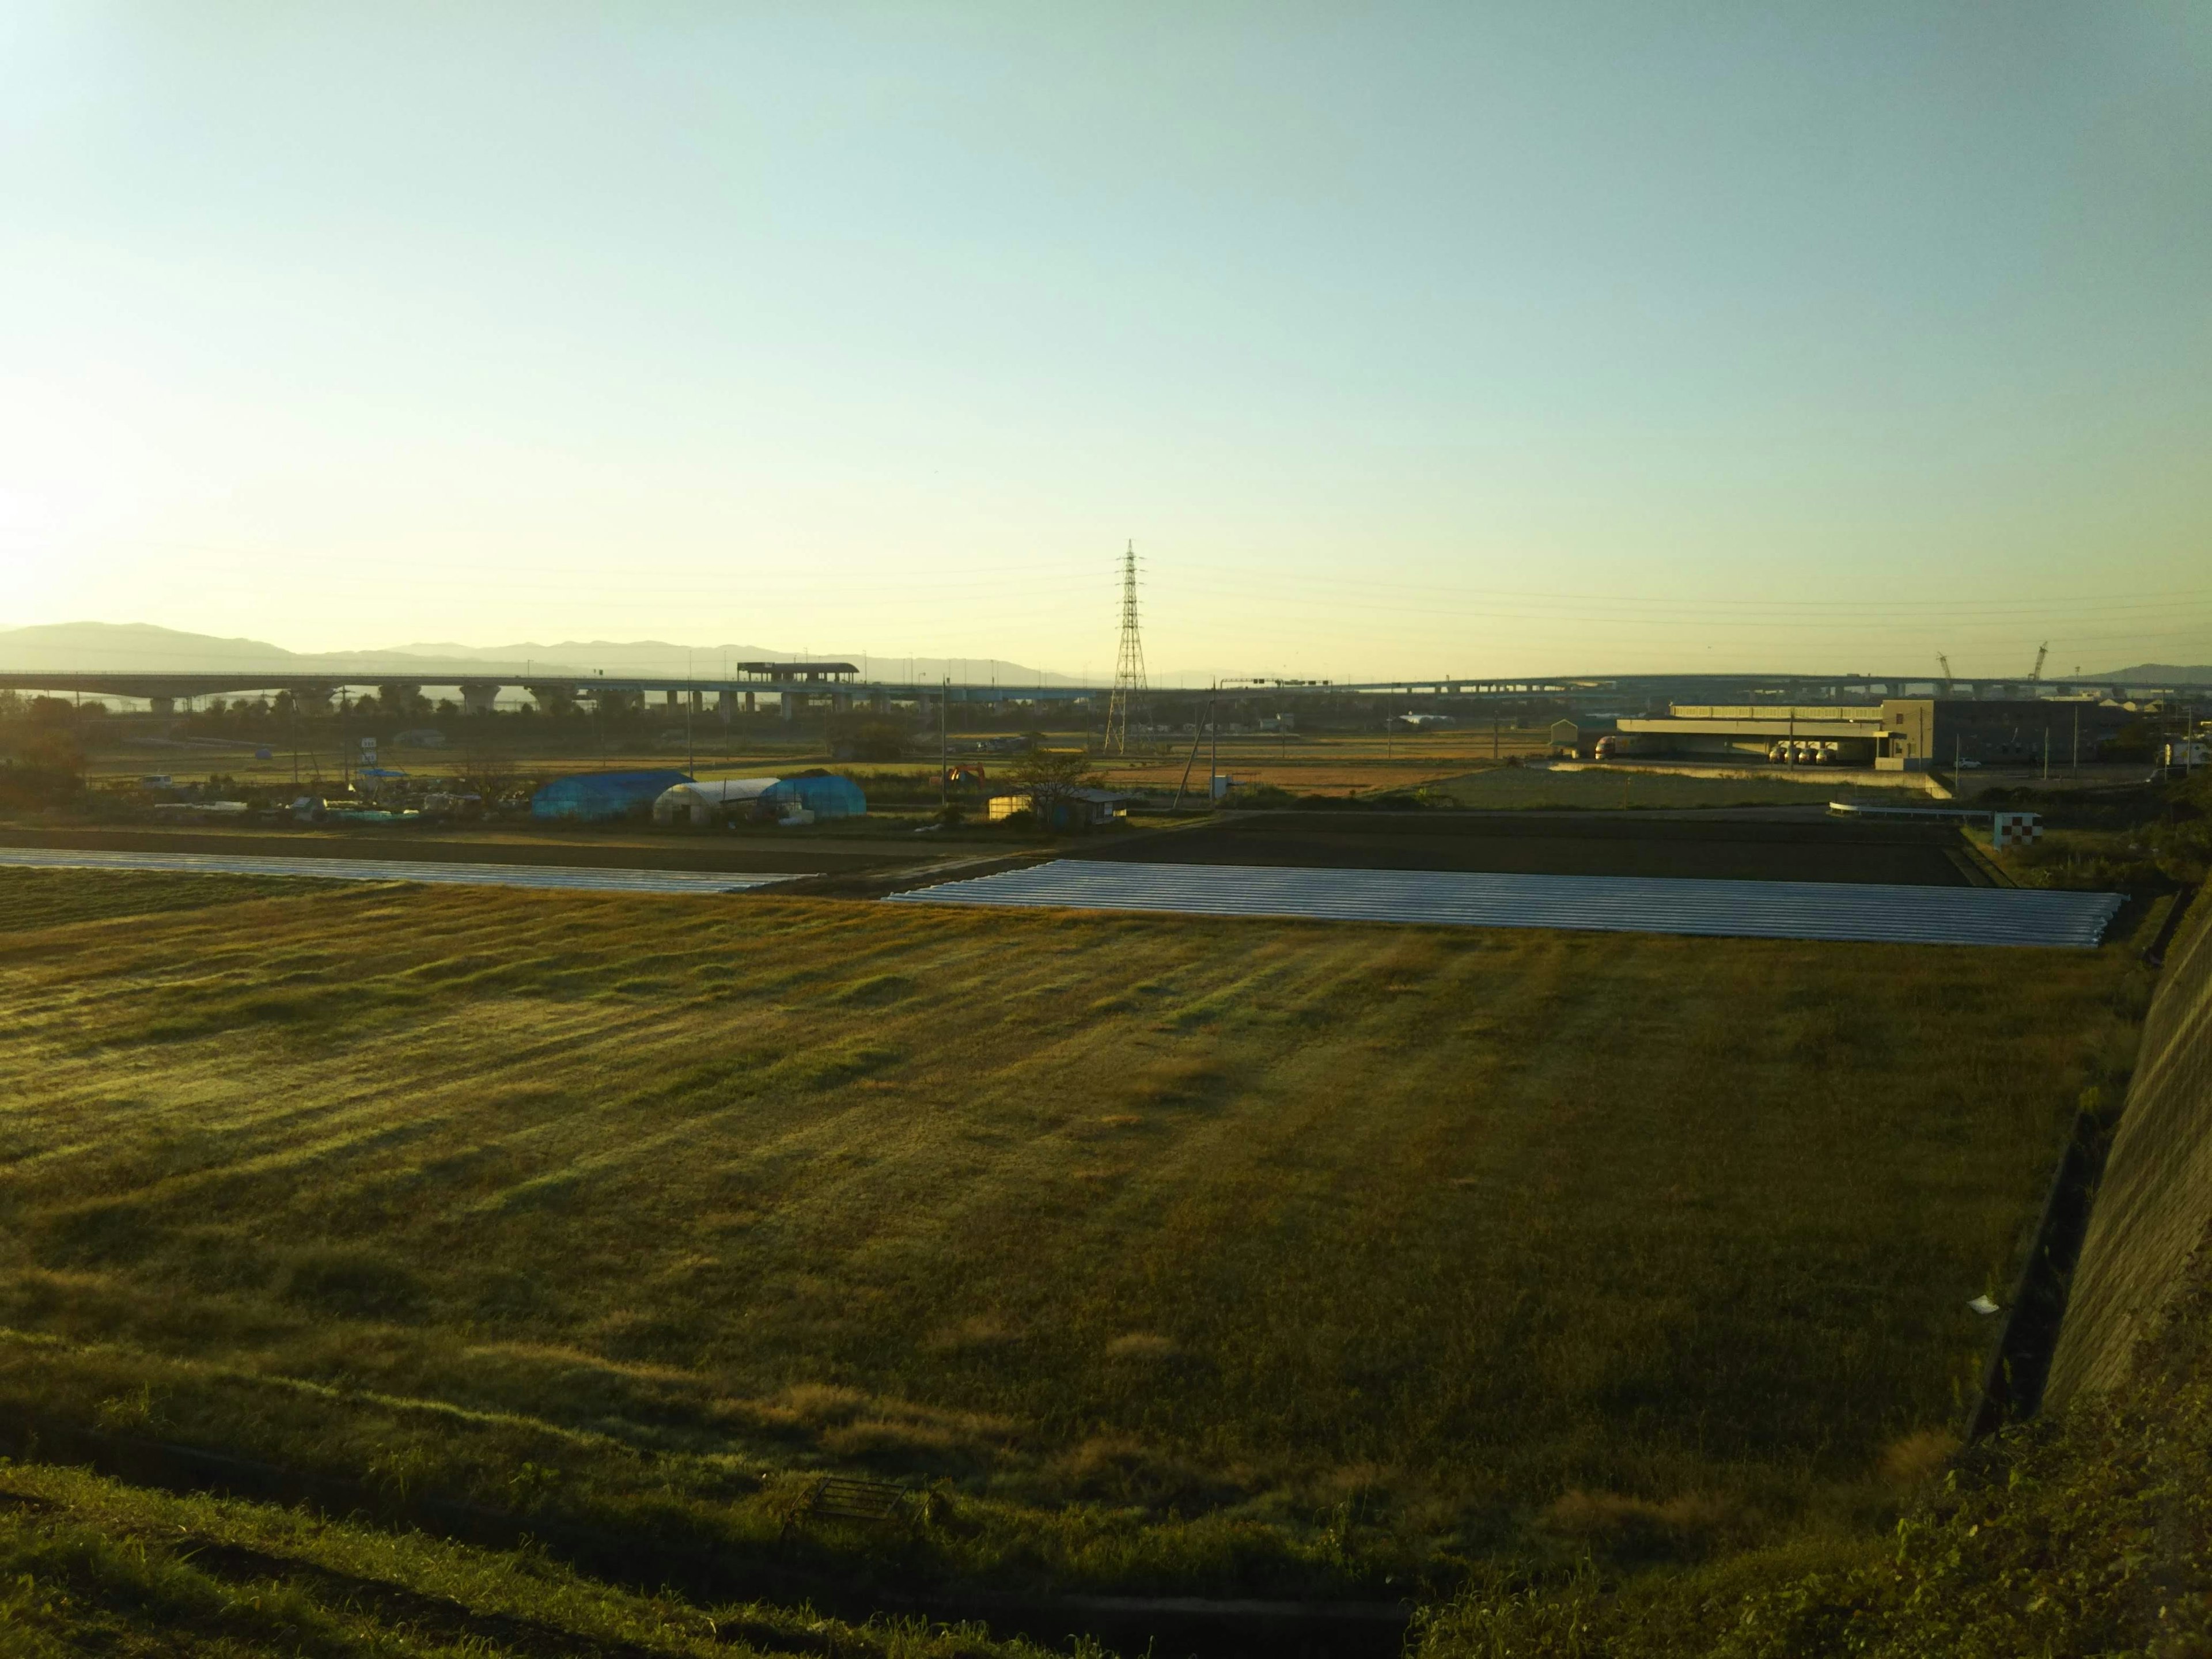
[[5, 5, 2209, 681]]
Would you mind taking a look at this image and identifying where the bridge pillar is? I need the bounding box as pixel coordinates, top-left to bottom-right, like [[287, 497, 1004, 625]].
[[458, 681, 502, 716], [716, 690, 734, 722], [743, 690, 756, 715], [149, 696, 174, 717], [781, 692, 798, 722]]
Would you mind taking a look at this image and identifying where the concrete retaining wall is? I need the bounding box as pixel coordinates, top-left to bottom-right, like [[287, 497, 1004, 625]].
[[2046, 887, 2212, 1403]]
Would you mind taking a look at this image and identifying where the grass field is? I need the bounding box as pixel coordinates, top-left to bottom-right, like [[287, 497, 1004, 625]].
[[1412, 1165, 2212, 1658], [0, 865, 2143, 1605], [0, 1459, 1062, 1659]]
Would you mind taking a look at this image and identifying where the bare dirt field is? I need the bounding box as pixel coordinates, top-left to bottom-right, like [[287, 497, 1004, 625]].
[[1090, 729, 1553, 798], [1083, 810, 1988, 885]]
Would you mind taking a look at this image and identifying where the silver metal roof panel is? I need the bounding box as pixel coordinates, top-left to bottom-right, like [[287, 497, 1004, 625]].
[[886, 859, 2123, 949]]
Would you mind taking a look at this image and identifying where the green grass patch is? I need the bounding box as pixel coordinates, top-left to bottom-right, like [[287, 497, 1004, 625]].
[[0, 1457, 1077, 1658], [1412, 1224, 2212, 1657]]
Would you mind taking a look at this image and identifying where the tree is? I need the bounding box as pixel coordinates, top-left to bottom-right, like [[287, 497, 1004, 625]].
[[1010, 745, 1099, 827], [828, 711, 913, 762]]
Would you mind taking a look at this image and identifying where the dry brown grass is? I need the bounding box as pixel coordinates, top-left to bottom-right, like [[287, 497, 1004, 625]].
[[1876, 1427, 1963, 1491], [0, 863, 2148, 1597]]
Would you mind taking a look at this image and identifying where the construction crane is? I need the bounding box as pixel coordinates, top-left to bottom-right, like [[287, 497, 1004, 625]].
[[2030, 642, 2048, 682], [1937, 652, 1954, 689]]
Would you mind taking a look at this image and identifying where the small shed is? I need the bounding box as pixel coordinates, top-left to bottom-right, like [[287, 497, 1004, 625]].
[[987, 787, 1132, 831], [1550, 718, 1619, 758], [533, 769, 692, 823]]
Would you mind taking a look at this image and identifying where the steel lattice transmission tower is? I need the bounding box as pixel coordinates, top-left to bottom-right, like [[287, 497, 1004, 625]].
[[1104, 540, 1147, 753]]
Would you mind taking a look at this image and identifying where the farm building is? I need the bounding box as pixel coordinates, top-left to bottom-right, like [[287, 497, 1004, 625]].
[[532, 769, 692, 822], [653, 772, 867, 826], [986, 787, 1133, 831], [1549, 717, 1619, 757], [655, 777, 778, 825]]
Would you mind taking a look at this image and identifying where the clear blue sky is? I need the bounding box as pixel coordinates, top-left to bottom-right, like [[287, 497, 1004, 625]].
[[3, 3, 2207, 680]]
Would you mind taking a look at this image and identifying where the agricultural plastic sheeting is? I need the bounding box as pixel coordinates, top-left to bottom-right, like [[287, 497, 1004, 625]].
[[0, 846, 797, 895], [531, 770, 692, 822], [654, 778, 777, 826], [887, 859, 2125, 949], [760, 774, 868, 819]]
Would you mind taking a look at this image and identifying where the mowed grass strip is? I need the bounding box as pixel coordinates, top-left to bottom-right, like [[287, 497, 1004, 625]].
[[0, 865, 335, 934], [0, 873, 2145, 1594], [0, 1459, 1067, 1659]]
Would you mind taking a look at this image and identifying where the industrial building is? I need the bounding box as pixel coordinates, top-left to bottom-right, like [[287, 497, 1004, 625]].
[[1555, 698, 2138, 769]]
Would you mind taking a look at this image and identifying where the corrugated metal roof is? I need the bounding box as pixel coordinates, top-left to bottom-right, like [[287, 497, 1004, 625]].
[[886, 859, 2123, 948], [0, 847, 795, 896]]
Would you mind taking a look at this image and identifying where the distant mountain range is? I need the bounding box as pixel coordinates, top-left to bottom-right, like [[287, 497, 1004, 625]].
[[0, 622, 1079, 687], [1, 623, 2201, 691], [2092, 664, 2212, 685]]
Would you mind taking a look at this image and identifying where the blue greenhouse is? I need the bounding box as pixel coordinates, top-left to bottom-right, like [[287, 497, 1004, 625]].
[[532, 769, 693, 823]]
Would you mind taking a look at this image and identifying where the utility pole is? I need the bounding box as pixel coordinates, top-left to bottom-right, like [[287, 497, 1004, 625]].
[[1171, 688, 1210, 812], [1210, 682, 1219, 803], [939, 676, 949, 812], [1105, 540, 1147, 754]]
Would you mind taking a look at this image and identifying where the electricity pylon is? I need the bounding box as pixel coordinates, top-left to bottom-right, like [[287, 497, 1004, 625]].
[[1104, 540, 1147, 754]]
